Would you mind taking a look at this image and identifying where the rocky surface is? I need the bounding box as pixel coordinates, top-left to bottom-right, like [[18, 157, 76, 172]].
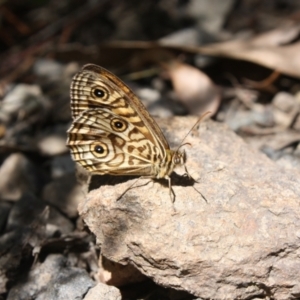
[[2, 2, 300, 299], [79, 116, 300, 300]]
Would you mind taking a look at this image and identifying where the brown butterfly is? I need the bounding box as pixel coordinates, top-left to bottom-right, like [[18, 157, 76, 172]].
[[67, 64, 206, 200]]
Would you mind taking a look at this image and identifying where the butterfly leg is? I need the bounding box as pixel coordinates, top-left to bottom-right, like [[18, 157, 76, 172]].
[[182, 164, 194, 180], [167, 176, 176, 203], [116, 177, 152, 201], [183, 165, 208, 203]]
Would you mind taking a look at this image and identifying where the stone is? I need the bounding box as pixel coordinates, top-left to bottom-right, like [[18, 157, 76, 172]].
[[6, 192, 73, 237], [272, 92, 299, 128], [0, 201, 11, 233], [50, 154, 76, 178], [44, 266, 95, 300], [33, 59, 65, 82], [78, 116, 300, 300], [0, 230, 24, 294], [47, 206, 74, 235], [0, 153, 45, 201], [37, 133, 68, 156], [42, 173, 83, 218], [272, 91, 297, 113], [7, 254, 95, 300], [83, 282, 121, 300], [6, 192, 46, 231], [37, 123, 70, 156], [0, 84, 49, 124]]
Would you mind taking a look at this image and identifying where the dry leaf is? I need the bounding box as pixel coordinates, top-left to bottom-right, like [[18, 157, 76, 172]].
[[162, 61, 220, 116], [197, 25, 300, 78], [92, 24, 300, 78]]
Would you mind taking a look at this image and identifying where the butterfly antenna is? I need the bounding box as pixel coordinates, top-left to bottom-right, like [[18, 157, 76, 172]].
[[176, 111, 211, 152]]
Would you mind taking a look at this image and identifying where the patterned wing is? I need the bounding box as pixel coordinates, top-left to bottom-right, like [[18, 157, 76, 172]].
[[70, 64, 170, 158], [67, 108, 163, 176]]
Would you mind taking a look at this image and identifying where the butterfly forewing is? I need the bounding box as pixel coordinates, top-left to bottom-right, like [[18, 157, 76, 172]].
[[70, 64, 169, 158]]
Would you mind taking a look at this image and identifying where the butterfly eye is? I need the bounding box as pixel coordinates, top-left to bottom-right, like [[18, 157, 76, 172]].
[[90, 142, 108, 158], [111, 118, 127, 132], [95, 145, 104, 153], [94, 89, 105, 98]]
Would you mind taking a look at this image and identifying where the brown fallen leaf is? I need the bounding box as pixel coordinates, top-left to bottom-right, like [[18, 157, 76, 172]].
[[196, 24, 300, 78], [85, 24, 300, 78], [161, 61, 220, 116]]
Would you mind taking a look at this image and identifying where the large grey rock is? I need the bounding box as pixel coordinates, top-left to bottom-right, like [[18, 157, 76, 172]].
[[42, 172, 83, 218], [78, 116, 300, 300]]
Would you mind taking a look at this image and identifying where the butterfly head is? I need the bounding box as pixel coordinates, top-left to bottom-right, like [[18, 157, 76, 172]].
[[172, 149, 186, 167]]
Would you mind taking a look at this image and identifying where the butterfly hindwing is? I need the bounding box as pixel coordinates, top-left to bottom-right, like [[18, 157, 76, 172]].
[[67, 108, 163, 176]]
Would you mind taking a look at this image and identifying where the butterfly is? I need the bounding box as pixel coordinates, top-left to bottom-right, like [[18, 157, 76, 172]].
[[67, 64, 205, 201]]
